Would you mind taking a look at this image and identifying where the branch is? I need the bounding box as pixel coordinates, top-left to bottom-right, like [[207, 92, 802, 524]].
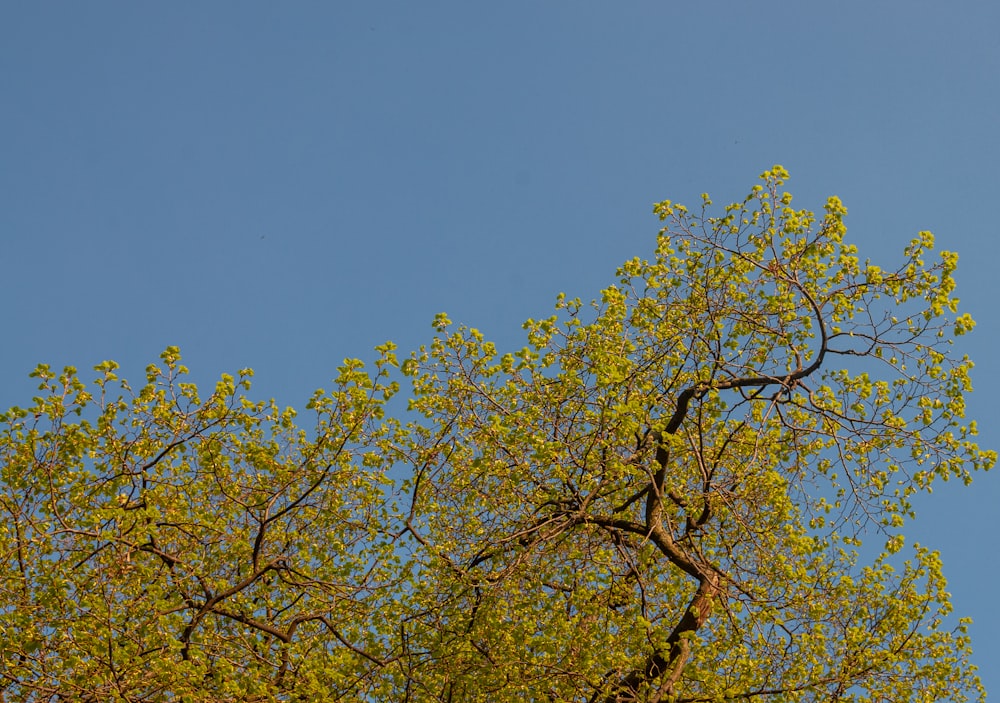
[[597, 573, 722, 703]]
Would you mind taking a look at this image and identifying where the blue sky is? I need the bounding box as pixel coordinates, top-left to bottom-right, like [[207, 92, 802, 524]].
[[4, 2, 998, 689]]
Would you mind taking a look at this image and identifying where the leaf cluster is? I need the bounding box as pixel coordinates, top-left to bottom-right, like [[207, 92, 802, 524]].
[[0, 169, 992, 702]]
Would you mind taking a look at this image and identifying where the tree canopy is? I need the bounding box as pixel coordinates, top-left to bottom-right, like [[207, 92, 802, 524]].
[[1, 167, 993, 702]]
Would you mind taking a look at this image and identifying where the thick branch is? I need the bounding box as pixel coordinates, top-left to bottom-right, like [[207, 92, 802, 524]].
[[598, 573, 722, 703]]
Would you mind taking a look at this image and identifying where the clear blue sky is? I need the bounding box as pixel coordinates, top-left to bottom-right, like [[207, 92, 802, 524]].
[[3, 2, 998, 689]]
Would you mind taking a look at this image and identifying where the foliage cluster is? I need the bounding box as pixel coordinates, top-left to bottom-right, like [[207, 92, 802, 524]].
[[1, 169, 993, 701]]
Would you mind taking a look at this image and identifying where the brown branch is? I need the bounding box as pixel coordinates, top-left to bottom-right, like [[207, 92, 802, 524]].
[[597, 573, 722, 703]]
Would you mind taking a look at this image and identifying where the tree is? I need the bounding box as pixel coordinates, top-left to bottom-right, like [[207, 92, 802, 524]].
[[0, 167, 993, 702]]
